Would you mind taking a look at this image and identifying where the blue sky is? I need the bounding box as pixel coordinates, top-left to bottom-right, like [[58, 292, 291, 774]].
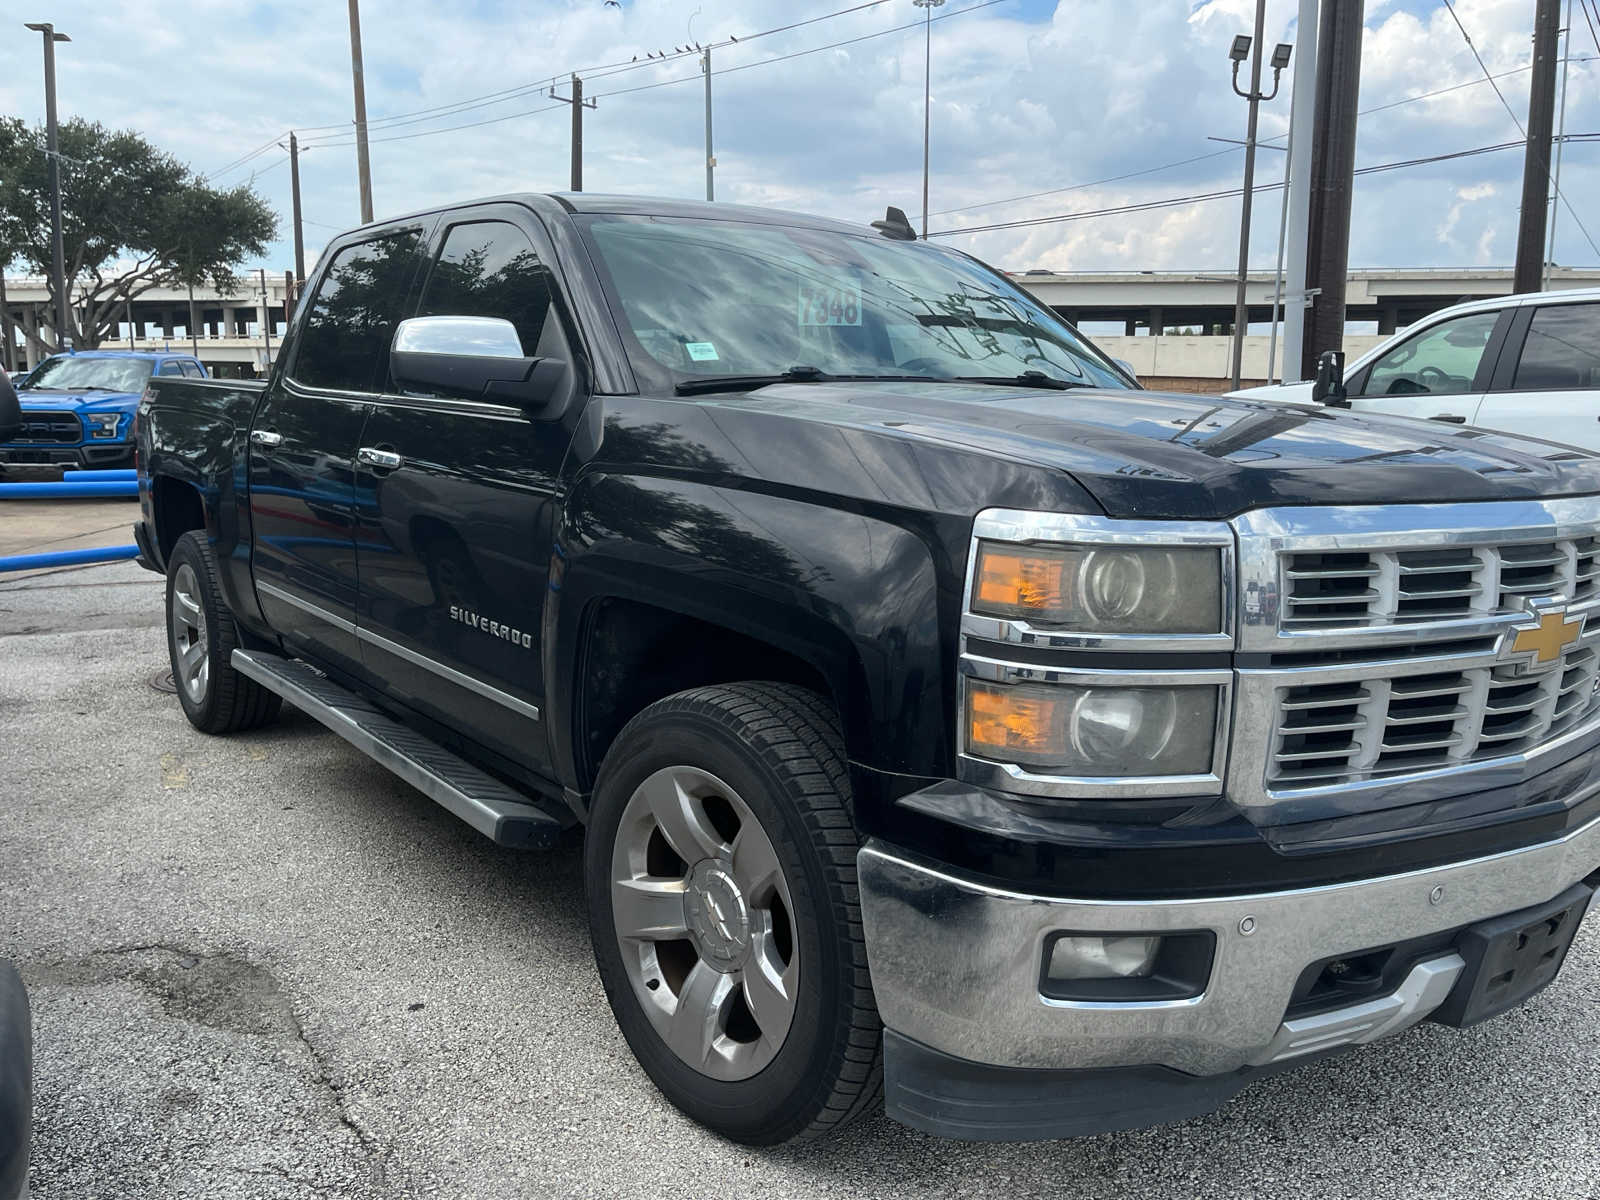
[[1, 0, 1594, 277]]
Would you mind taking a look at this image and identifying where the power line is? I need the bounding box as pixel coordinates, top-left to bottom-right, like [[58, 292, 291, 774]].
[[930, 135, 1598, 238], [1440, 0, 1599, 259], [303, 0, 1007, 150], [928, 57, 1593, 221], [1581, 0, 1600, 53], [292, 0, 895, 139]]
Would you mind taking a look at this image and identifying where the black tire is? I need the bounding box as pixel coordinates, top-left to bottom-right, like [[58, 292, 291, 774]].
[[585, 683, 882, 1146], [0, 961, 29, 1200], [165, 530, 281, 735]]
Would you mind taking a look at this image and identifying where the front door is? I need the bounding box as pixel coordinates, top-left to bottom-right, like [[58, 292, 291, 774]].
[[354, 213, 581, 777], [1347, 308, 1502, 427], [248, 227, 425, 679]]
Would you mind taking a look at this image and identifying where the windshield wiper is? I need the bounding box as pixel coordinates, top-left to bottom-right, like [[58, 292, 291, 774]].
[[673, 366, 948, 396], [950, 370, 1085, 391], [74, 386, 122, 392]]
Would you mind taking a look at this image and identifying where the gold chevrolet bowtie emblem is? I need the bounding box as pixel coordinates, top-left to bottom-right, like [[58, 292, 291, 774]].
[[1508, 607, 1584, 665]]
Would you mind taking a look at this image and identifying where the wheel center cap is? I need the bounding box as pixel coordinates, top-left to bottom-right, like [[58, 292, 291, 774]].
[[684, 860, 751, 971]]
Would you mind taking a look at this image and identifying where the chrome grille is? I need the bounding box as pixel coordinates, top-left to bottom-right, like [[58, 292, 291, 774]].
[[1268, 640, 1599, 790], [14, 410, 81, 445], [1282, 534, 1598, 631]]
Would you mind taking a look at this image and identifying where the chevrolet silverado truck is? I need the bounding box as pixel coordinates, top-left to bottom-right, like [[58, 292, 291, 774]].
[[7, 349, 205, 471], [134, 194, 1600, 1146]]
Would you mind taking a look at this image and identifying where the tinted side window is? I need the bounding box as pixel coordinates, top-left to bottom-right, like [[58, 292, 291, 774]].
[[1361, 311, 1500, 397], [182, 361, 205, 378], [293, 231, 422, 392], [1514, 304, 1600, 391], [417, 222, 563, 360], [157, 361, 184, 376]]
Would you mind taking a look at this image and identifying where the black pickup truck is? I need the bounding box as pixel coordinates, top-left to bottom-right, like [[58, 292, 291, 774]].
[[135, 193, 1600, 1146]]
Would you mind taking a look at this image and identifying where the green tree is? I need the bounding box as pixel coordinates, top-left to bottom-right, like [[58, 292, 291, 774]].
[[0, 117, 277, 349]]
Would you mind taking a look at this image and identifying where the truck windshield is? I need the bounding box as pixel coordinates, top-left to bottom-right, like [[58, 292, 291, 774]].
[[23, 356, 154, 393], [578, 214, 1131, 393]]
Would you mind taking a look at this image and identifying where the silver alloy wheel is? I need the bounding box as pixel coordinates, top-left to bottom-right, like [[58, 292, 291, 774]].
[[170, 563, 209, 705], [611, 765, 799, 1081]]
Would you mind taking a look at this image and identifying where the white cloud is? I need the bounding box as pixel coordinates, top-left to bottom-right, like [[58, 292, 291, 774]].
[[0, 0, 1591, 275]]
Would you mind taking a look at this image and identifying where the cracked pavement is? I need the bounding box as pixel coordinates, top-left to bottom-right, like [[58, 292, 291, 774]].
[[3, 555, 1600, 1199]]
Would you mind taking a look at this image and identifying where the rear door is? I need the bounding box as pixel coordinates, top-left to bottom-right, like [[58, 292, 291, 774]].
[[1474, 301, 1600, 453], [352, 208, 582, 775], [248, 226, 426, 680], [1345, 308, 1505, 427]]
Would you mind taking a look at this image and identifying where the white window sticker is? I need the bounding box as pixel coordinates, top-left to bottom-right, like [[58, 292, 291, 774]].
[[685, 341, 720, 362], [798, 280, 862, 327]]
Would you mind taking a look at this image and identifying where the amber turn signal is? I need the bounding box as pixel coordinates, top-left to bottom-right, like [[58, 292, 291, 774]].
[[966, 681, 1069, 763], [973, 546, 1070, 617]]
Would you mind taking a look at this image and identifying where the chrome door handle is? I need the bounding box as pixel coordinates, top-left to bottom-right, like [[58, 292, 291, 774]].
[[249, 428, 283, 447], [357, 446, 404, 470]]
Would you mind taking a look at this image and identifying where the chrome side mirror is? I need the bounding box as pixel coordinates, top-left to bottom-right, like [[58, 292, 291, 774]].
[[393, 315, 524, 359]]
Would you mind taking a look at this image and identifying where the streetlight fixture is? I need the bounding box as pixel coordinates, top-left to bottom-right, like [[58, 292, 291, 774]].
[[1225, 0, 1291, 391], [25, 21, 71, 352], [913, 0, 945, 239]]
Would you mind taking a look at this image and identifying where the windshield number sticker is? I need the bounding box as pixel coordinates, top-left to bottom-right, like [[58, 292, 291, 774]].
[[684, 341, 720, 362], [799, 281, 862, 327]]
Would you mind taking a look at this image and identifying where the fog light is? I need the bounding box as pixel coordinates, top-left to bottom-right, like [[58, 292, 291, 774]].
[[1045, 934, 1161, 981]]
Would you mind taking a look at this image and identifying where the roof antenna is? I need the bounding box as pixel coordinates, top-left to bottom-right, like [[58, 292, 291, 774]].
[[871, 206, 917, 241]]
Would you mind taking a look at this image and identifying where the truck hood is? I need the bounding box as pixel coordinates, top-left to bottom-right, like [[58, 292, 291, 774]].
[[19, 389, 142, 414], [723, 381, 1600, 520]]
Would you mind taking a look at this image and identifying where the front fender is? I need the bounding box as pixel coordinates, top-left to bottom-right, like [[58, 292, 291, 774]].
[[547, 471, 957, 790]]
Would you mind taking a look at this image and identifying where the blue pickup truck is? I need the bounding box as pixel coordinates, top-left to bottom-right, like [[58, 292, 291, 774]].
[[3, 350, 207, 471]]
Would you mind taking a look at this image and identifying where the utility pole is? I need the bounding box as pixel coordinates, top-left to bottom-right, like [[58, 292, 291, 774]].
[[1514, 0, 1561, 294], [1281, 0, 1318, 381], [549, 74, 596, 191], [25, 22, 72, 352], [347, 0, 374, 224], [702, 48, 715, 201], [1544, 0, 1573, 289], [126, 297, 134, 351], [1301, 0, 1364, 381], [287, 132, 306, 286], [259, 268, 273, 365], [1226, 9, 1290, 391], [0, 267, 10, 372], [187, 280, 199, 357], [914, 0, 945, 238]]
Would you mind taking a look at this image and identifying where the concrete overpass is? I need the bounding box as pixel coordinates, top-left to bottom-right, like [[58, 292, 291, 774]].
[[1, 273, 294, 378], [6, 264, 1597, 389], [1011, 266, 1600, 391]]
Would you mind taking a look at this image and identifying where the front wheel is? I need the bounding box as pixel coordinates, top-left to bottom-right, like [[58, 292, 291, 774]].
[[585, 683, 882, 1145]]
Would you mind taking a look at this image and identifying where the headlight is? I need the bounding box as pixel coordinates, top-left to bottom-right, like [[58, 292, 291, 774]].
[[971, 542, 1221, 634], [966, 679, 1217, 776], [86, 413, 121, 439]]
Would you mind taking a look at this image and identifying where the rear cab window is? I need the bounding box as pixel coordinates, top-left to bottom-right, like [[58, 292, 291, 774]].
[[1513, 303, 1600, 391]]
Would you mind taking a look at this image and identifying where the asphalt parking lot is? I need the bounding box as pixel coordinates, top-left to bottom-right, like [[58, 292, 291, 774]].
[[1, 508, 1599, 1199]]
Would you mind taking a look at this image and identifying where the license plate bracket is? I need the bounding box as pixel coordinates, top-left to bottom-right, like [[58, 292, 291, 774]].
[[1430, 880, 1593, 1028]]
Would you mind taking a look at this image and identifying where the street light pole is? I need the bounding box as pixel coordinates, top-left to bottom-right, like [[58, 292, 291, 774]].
[[1226, 10, 1290, 391], [25, 22, 72, 352], [914, 0, 944, 239]]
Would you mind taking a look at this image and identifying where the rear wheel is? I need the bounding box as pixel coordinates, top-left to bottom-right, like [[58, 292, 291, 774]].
[[585, 683, 882, 1145], [165, 530, 280, 734]]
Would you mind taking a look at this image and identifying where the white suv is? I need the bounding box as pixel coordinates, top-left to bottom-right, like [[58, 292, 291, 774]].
[[1232, 288, 1600, 452]]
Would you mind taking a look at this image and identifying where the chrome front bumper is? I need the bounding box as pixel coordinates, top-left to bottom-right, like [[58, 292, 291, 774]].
[[858, 799, 1600, 1078]]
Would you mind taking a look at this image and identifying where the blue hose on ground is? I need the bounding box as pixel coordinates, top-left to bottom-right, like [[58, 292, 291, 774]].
[[0, 480, 137, 499], [0, 544, 139, 573]]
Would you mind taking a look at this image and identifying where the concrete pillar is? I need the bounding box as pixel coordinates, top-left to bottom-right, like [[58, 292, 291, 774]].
[[1378, 306, 1398, 335], [1123, 317, 1138, 336], [1149, 307, 1165, 337], [222, 306, 236, 336], [161, 309, 174, 337]]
